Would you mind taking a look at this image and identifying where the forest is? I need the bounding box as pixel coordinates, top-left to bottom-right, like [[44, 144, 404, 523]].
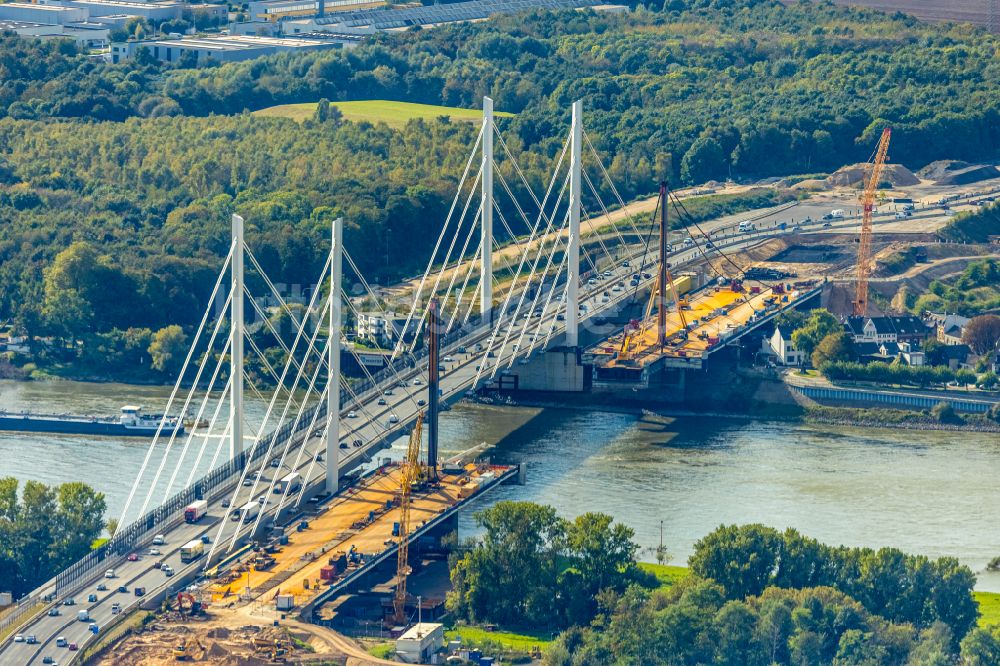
[[453, 508, 993, 665], [2, 0, 1000, 374]]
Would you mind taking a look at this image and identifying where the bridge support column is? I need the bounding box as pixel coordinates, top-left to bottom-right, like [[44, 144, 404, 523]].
[[326, 217, 343, 495], [566, 99, 582, 347], [427, 298, 440, 481], [480, 96, 493, 323], [231, 214, 244, 460]]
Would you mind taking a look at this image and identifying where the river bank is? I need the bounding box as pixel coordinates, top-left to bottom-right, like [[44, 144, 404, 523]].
[[4, 378, 1000, 591], [474, 392, 1000, 433]]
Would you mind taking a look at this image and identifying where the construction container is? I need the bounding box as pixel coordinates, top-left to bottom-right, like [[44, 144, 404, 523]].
[[320, 566, 335, 581], [480, 658, 495, 666], [392, 522, 400, 537], [278, 535, 289, 545], [275, 594, 294, 611]]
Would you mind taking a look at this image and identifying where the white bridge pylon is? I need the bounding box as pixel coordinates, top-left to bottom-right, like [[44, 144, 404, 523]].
[[117, 97, 649, 561]]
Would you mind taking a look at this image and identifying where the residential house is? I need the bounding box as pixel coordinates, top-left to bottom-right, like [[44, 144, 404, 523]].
[[763, 327, 807, 366], [924, 312, 970, 346], [935, 343, 973, 370], [355, 312, 411, 349], [843, 315, 930, 345]]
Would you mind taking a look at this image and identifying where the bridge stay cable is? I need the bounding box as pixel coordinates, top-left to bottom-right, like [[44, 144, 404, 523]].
[[119, 241, 235, 527], [403, 165, 485, 355], [392, 123, 485, 362], [136, 264, 237, 522], [161, 323, 235, 503], [217, 254, 333, 556]]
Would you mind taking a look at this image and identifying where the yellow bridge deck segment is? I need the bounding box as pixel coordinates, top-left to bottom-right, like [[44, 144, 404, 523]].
[[596, 280, 817, 369], [208, 464, 500, 607]]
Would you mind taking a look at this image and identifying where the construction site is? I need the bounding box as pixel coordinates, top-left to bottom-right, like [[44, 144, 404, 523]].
[[55, 127, 1000, 666]]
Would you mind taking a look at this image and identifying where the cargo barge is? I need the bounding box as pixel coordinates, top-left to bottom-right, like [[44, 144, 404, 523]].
[[0, 404, 184, 437]]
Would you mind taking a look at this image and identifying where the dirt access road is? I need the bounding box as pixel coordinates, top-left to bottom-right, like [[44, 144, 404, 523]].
[[382, 182, 756, 302]]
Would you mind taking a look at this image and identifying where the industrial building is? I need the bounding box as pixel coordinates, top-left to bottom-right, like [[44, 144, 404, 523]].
[[0, 3, 87, 25], [0, 14, 110, 46], [37, 0, 225, 22], [247, 0, 383, 23], [282, 0, 619, 34], [395, 623, 444, 664], [110, 33, 354, 64]]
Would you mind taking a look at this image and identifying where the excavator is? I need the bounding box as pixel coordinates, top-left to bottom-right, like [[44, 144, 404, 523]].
[[393, 412, 425, 626], [176, 592, 202, 616], [173, 636, 206, 661]]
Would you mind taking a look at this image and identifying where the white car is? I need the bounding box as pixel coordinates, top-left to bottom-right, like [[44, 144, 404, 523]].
[[412, 378, 422, 386], [443, 356, 454, 362], [347, 411, 358, 418], [104, 569, 115, 579], [13, 635, 24, 643], [388, 414, 399, 424], [148, 548, 161, 556]]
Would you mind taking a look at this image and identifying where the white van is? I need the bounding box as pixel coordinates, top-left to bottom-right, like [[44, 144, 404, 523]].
[[830, 209, 845, 219], [152, 534, 165, 545]]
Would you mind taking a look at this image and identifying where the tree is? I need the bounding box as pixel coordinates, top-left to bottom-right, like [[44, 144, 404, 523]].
[[448, 501, 565, 627], [314, 98, 331, 122], [148, 325, 187, 374], [812, 331, 854, 368], [963, 315, 1000, 356], [0, 478, 108, 596], [680, 137, 726, 185], [561, 513, 641, 625], [961, 626, 1000, 665], [448, 502, 644, 630], [792, 309, 842, 357], [14, 480, 57, 588], [52, 482, 107, 568], [689, 524, 783, 600]]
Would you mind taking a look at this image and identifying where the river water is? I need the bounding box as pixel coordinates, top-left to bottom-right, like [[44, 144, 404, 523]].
[[2, 379, 999, 590]]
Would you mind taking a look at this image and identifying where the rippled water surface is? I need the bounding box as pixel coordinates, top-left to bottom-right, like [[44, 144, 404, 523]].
[[2, 380, 999, 589]]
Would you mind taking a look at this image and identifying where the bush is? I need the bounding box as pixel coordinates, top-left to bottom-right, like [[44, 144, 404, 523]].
[[930, 401, 959, 423]]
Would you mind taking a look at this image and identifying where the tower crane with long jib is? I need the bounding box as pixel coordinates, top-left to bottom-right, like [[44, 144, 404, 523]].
[[854, 127, 892, 316], [393, 411, 424, 626], [394, 296, 441, 625]]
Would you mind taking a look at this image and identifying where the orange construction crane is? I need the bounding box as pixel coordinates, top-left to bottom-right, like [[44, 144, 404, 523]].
[[393, 412, 424, 625], [854, 127, 892, 316]]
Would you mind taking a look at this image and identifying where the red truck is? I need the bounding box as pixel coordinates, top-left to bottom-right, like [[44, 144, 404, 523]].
[[183, 499, 208, 523]]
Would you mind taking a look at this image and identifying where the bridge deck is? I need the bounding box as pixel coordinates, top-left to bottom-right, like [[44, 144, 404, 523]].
[[589, 278, 821, 372], [207, 463, 511, 611]]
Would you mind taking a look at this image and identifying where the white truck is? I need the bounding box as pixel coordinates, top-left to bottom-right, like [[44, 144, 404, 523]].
[[179, 539, 204, 563], [738, 220, 756, 232], [273, 472, 302, 495], [183, 499, 208, 523], [231, 500, 260, 523]]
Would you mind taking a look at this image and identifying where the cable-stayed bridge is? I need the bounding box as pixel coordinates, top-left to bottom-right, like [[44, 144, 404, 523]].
[[1, 98, 838, 664]]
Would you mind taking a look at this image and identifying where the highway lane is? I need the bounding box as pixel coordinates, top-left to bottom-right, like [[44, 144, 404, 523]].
[[3, 192, 982, 664]]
